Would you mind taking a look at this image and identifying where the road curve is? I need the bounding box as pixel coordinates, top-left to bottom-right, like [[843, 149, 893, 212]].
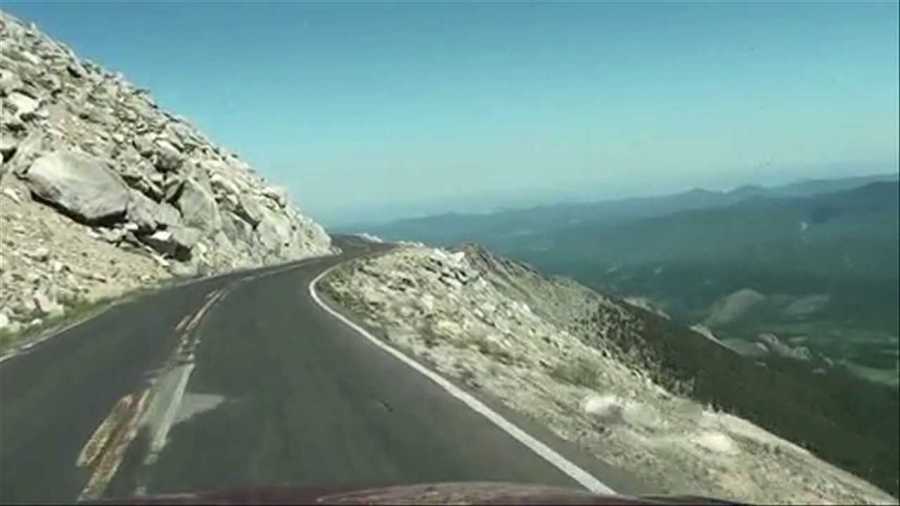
[[0, 236, 621, 503]]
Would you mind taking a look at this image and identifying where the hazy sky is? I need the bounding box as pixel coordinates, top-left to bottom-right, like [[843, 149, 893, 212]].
[[5, 2, 899, 225]]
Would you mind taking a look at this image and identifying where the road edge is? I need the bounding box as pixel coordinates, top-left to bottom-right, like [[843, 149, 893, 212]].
[[309, 262, 617, 496]]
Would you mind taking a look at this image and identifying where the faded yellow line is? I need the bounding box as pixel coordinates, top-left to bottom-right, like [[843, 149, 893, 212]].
[[77, 389, 151, 501], [76, 394, 137, 468], [76, 285, 235, 500], [183, 289, 225, 335]]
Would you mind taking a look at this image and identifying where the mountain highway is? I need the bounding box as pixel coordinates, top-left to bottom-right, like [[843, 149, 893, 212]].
[[0, 236, 631, 503]]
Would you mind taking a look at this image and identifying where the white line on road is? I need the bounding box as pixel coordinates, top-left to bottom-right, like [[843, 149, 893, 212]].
[[309, 265, 616, 496]]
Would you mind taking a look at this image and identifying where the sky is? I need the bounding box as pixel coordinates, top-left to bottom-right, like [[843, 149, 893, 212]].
[[4, 1, 899, 225]]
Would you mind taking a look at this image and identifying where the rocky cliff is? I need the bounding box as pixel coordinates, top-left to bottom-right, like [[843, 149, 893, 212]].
[[0, 10, 332, 336], [321, 244, 895, 505]]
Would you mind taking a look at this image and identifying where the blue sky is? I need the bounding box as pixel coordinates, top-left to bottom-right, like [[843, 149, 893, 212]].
[[4, 1, 898, 225]]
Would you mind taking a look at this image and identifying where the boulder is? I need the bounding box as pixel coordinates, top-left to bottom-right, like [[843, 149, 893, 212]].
[[0, 67, 24, 95], [125, 190, 160, 232], [156, 202, 182, 228], [209, 171, 241, 197], [132, 134, 155, 157], [236, 194, 264, 227], [0, 132, 19, 162], [140, 226, 200, 258], [25, 247, 50, 262], [34, 289, 64, 317], [22, 150, 129, 223], [97, 227, 125, 244], [177, 177, 221, 232], [2, 188, 22, 204], [171, 226, 202, 250], [140, 230, 176, 255], [164, 122, 201, 149], [222, 212, 254, 245], [6, 131, 45, 175], [154, 140, 183, 172], [7, 91, 39, 118], [261, 186, 289, 207], [257, 207, 293, 252], [66, 63, 85, 79]]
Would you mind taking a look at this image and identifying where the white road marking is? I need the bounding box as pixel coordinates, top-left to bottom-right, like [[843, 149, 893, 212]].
[[174, 313, 192, 333], [148, 363, 196, 456], [309, 265, 616, 495]]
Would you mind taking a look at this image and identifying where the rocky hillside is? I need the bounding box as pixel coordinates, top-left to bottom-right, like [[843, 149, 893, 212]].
[[0, 11, 332, 336], [321, 244, 896, 505]]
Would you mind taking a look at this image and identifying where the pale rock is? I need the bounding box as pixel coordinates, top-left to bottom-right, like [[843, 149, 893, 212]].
[[261, 186, 289, 207], [177, 177, 220, 232], [22, 150, 130, 223], [209, 171, 241, 196], [0, 68, 24, 95], [33, 289, 64, 317], [236, 194, 264, 227], [97, 227, 125, 244], [2, 188, 22, 204], [25, 247, 50, 262], [140, 226, 200, 257], [0, 132, 19, 162], [154, 139, 183, 172], [169, 261, 196, 278], [156, 202, 182, 228], [7, 91, 38, 117], [125, 190, 159, 232], [5, 131, 45, 175]]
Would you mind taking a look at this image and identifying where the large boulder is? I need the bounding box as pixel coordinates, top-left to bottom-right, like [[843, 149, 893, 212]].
[[7, 91, 39, 119], [257, 207, 293, 253], [208, 170, 242, 197], [154, 140, 183, 172], [22, 150, 129, 223], [125, 190, 159, 232], [236, 194, 265, 227], [177, 177, 221, 232], [222, 212, 254, 245], [156, 201, 182, 228]]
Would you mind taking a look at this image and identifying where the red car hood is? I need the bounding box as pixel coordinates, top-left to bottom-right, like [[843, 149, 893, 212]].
[[96, 482, 740, 505]]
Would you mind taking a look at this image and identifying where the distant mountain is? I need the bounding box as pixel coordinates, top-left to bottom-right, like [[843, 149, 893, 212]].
[[773, 173, 900, 198], [356, 178, 899, 392], [509, 182, 899, 389], [344, 173, 899, 250], [525, 181, 899, 275]]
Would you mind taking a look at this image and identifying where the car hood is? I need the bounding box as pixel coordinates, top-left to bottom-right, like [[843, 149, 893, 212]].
[[95, 482, 740, 505]]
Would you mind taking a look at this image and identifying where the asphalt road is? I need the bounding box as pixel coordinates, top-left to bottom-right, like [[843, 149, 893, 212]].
[[0, 236, 619, 503]]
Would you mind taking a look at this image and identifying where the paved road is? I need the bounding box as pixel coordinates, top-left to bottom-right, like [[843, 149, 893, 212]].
[[0, 236, 621, 503]]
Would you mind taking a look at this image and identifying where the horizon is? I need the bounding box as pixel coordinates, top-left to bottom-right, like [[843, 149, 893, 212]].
[[334, 169, 900, 228], [3, 2, 898, 226]]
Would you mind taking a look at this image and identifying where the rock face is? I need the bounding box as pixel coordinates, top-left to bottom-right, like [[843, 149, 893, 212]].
[[321, 244, 895, 506], [0, 10, 333, 339]]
